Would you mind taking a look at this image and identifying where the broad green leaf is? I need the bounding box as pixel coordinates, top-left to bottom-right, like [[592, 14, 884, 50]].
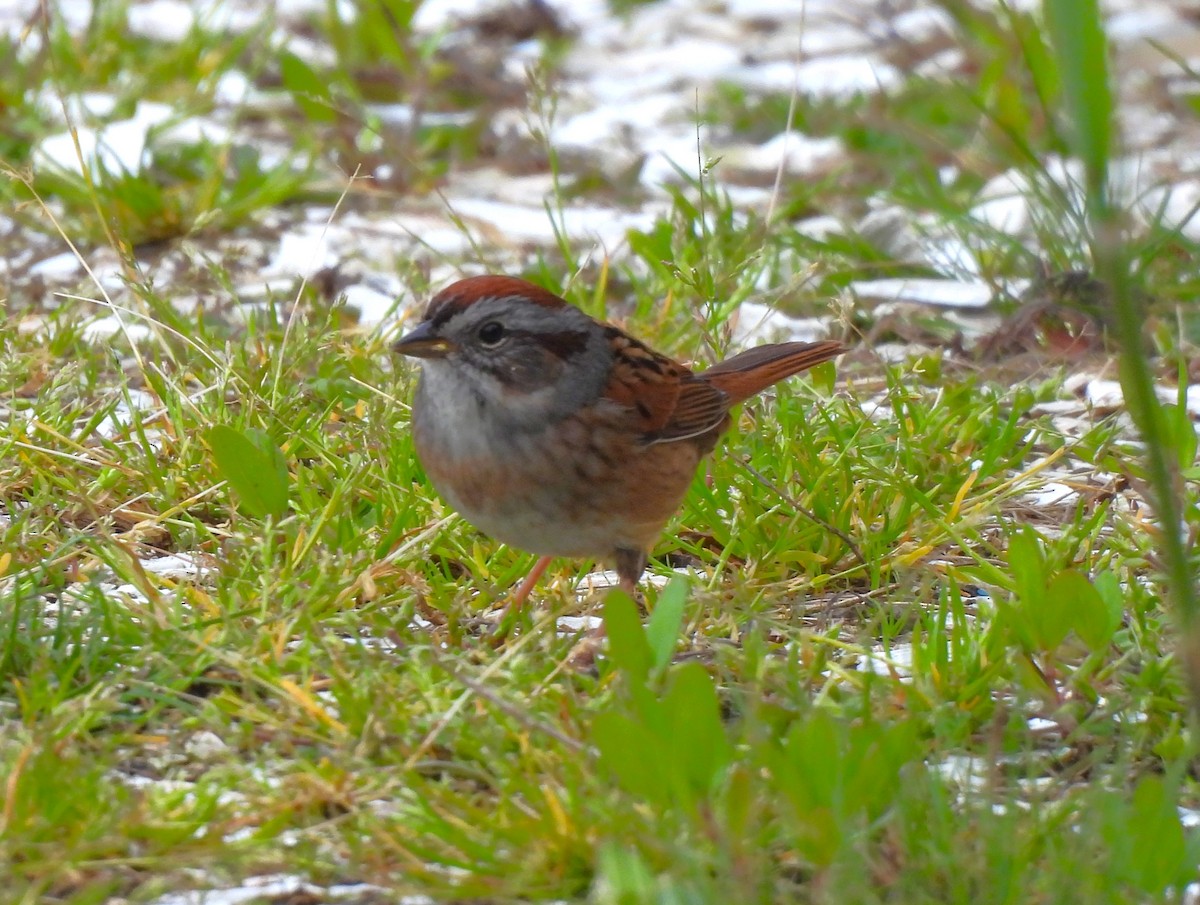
[[664, 663, 731, 801], [778, 710, 841, 813], [773, 713, 844, 866], [1065, 570, 1121, 650], [843, 721, 921, 819], [1025, 577, 1074, 652], [1093, 570, 1127, 635], [206, 425, 289, 519], [787, 803, 840, 867], [1022, 588, 1080, 652], [1008, 527, 1072, 651], [810, 358, 841, 394], [602, 591, 652, 683], [591, 710, 669, 807], [645, 576, 687, 674], [1008, 527, 1046, 608], [279, 51, 337, 123], [721, 763, 754, 843], [1128, 777, 1187, 893], [1162, 402, 1199, 473], [768, 709, 922, 868]]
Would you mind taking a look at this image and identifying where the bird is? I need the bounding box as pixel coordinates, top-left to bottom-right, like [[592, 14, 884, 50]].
[[393, 274, 845, 619]]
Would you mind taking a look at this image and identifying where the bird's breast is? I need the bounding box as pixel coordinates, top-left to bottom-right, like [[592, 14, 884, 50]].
[[410, 379, 709, 559]]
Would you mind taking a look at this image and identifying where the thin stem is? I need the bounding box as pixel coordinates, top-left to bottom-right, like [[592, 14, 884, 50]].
[[1094, 222, 1200, 686]]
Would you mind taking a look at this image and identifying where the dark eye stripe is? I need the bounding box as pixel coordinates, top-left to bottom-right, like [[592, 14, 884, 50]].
[[470, 329, 589, 389], [534, 330, 590, 360]]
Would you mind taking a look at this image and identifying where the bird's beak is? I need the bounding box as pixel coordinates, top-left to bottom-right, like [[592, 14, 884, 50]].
[[393, 321, 454, 359]]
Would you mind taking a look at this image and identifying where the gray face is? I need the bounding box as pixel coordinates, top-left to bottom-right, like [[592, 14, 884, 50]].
[[408, 293, 614, 434]]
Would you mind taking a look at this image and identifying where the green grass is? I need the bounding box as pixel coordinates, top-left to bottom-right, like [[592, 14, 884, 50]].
[[2, 0, 1200, 902]]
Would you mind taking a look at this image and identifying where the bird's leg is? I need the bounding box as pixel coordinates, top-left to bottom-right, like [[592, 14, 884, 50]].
[[567, 547, 648, 668], [614, 547, 648, 612], [489, 554, 553, 641], [510, 555, 553, 612]]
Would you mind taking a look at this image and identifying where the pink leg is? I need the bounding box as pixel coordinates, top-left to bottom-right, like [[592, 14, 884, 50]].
[[507, 555, 552, 616], [489, 555, 553, 642], [614, 547, 646, 599]]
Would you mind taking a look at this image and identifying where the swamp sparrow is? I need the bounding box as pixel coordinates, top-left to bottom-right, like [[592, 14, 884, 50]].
[[394, 275, 845, 613]]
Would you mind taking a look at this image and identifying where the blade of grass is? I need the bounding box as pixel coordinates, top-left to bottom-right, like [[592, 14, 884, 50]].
[[1044, 0, 1200, 704]]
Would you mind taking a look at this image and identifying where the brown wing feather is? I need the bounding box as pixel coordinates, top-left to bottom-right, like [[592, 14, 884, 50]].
[[699, 340, 846, 403], [604, 329, 845, 445], [648, 376, 730, 443], [602, 327, 686, 436], [599, 326, 732, 443]]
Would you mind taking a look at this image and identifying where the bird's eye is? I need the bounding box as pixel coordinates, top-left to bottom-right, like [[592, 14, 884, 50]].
[[477, 321, 506, 346]]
